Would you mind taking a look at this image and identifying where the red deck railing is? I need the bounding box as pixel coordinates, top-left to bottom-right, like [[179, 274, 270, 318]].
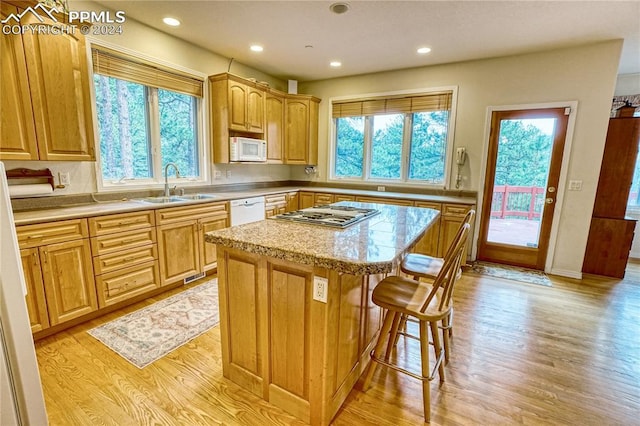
[[491, 185, 545, 220]]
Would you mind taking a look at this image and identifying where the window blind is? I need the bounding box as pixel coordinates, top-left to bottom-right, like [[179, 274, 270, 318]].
[[332, 92, 452, 118], [92, 47, 204, 97]]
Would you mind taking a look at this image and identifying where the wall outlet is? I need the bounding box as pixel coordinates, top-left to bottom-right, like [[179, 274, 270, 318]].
[[214, 170, 222, 179], [226, 170, 232, 178], [313, 276, 328, 303], [59, 172, 70, 185], [377, 186, 385, 192]]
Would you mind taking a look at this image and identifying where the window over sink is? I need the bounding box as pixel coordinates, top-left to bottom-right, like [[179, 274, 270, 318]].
[[330, 88, 457, 187], [91, 46, 205, 189]]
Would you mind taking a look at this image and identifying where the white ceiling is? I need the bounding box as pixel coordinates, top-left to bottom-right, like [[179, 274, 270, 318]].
[[96, 0, 640, 82]]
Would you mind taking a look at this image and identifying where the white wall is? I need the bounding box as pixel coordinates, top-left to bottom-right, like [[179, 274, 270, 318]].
[[297, 41, 623, 277]]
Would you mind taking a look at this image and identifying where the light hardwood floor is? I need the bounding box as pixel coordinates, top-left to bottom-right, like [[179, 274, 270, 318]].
[[35, 265, 640, 425]]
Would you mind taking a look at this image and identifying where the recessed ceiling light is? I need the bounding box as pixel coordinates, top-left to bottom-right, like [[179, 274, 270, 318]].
[[250, 45, 264, 52], [330, 2, 350, 14], [330, 61, 342, 68], [162, 17, 181, 27], [417, 47, 432, 54]]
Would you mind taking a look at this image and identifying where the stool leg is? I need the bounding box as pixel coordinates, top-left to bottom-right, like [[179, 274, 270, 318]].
[[430, 320, 445, 382], [441, 316, 451, 365], [362, 310, 396, 391], [385, 312, 402, 361], [393, 314, 408, 346], [419, 320, 431, 423]]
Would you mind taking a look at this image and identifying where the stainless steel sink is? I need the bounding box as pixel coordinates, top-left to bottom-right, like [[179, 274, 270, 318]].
[[135, 196, 186, 204], [178, 193, 220, 200]]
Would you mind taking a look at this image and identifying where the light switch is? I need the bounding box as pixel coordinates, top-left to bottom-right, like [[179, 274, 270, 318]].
[[569, 180, 583, 191]]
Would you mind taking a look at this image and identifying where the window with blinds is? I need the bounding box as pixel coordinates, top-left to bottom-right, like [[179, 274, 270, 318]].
[[331, 90, 456, 186], [91, 46, 205, 187]]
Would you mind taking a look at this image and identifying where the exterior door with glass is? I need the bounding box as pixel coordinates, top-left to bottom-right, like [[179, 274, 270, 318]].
[[477, 108, 570, 270]]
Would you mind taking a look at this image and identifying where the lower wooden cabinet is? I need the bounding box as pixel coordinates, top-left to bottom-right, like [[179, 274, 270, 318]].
[[286, 192, 299, 212], [17, 219, 98, 332], [265, 194, 287, 218], [95, 260, 160, 307], [413, 201, 442, 257], [582, 217, 636, 278], [299, 191, 315, 209], [439, 203, 474, 263], [156, 202, 229, 285]]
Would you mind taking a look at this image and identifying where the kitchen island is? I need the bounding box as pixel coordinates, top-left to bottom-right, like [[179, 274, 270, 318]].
[[204, 202, 439, 425]]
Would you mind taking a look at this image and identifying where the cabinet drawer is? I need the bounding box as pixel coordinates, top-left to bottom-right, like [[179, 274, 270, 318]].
[[265, 194, 286, 204], [93, 244, 158, 275], [91, 227, 156, 256], [414, 201, 442, 211], [88, 210, 155, 236], [356, 196, 413, 206], [442, 203, 471, 217], [16, 219, 88, 248], [334, 194, 356, 202], [156, 201, 228, 224], [314, 193, 334, 205], [95, 260, 160, 307]]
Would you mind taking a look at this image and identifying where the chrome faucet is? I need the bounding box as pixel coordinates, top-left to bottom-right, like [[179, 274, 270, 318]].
[[164, 162, 181, 197]]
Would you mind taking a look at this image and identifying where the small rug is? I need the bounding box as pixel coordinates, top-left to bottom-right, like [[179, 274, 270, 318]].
[[88, 279, 219, 368], [465, 261, 552, 287]]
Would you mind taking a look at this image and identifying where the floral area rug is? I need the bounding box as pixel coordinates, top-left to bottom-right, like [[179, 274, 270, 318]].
[[88, 279, 219, 368], [465, 261, 552, 287]]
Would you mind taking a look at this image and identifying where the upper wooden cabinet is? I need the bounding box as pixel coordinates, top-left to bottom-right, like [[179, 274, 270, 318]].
[[209, 72, 320, 164], [285, 95, 319, 165], [265, 91, 285, 163], [0, 3, 96, 161]]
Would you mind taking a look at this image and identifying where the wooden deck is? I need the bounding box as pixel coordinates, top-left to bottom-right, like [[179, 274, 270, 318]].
[[34, 265, 640, 425], [487, 217, 541, 247]]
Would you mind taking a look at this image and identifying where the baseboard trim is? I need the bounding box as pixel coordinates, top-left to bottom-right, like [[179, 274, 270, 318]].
[[548, 268, 582, 279]]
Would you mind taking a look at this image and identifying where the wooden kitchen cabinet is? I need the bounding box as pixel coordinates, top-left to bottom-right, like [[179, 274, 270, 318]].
[[334, 194, 356, 202], [265, 194, 287, 218], [20, 247, 49, 333], [266, 91, 285, 163], [228, 79, 265, 133], [355, 196, 413, 206], [412, 201, 442, 257], [0, 3, 95, 161], [286, 192, 299, 212], [16, 219, 98, 329], [156, 202, 229, 285], [89, 211, 160, 307], [439, 203, 474, 263], [314, 192, 335, 205], [299, 191, 315, 209], [284, 96, 320, 165]]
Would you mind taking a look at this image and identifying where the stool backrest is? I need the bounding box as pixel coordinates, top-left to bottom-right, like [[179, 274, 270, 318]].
[[419, 223, 470, 313]]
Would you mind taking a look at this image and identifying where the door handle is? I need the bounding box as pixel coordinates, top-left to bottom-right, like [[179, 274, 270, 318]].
[[545, 197, 554, 204]]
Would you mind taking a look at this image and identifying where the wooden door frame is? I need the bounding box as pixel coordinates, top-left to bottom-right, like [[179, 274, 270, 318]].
[[472, 101, 578, 273]]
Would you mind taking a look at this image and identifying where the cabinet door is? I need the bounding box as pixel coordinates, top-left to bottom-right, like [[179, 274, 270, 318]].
[[228, 81, 248, 131], [439, 204, 473, 263], [22, 12, 95, 161], [413, 202, 442, 257], [0, 4, 39, 160], [157, 221, 201, 285], [285, 98, 310, 164], [200, 214, 229, 271], [299, 192, 315, 209], [286, 192, 299, 212], [266, 93, 284, 163], [20, 248, 50, 333], [246, 87, 265, 132], [39, 239, 98, 325]]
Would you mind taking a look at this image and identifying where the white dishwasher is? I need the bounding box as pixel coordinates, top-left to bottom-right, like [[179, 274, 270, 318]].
[[230, 196, 266, 226]]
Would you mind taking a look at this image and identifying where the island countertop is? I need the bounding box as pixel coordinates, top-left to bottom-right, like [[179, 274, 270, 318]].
[[204, 202, 439, 275]]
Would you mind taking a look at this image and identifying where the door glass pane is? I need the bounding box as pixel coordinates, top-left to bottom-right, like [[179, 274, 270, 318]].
[[159, 89, 199, 177], [335, 117, 365, 178], [488, 118, 556, 247], [370, 114, 403, 179]]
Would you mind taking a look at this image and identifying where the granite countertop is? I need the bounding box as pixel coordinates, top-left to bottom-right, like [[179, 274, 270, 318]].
[[204, 202, 440, 275], [11, 185, 474, 226]]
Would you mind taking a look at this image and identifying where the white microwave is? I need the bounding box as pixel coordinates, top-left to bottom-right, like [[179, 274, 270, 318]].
[[230, 137, 267, 162]]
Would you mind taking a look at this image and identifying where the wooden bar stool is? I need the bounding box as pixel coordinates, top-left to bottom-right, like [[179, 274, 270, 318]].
[[362, 224, 470, 423], [396, 209, 475, 359]]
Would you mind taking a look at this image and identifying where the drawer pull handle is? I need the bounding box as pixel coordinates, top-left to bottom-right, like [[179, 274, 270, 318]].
[[27, 235, 44, 239]]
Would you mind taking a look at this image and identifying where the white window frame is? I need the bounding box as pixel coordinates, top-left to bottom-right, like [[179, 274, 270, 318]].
[[328, 86, 458, 189], [87, 40, 209, 192]]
